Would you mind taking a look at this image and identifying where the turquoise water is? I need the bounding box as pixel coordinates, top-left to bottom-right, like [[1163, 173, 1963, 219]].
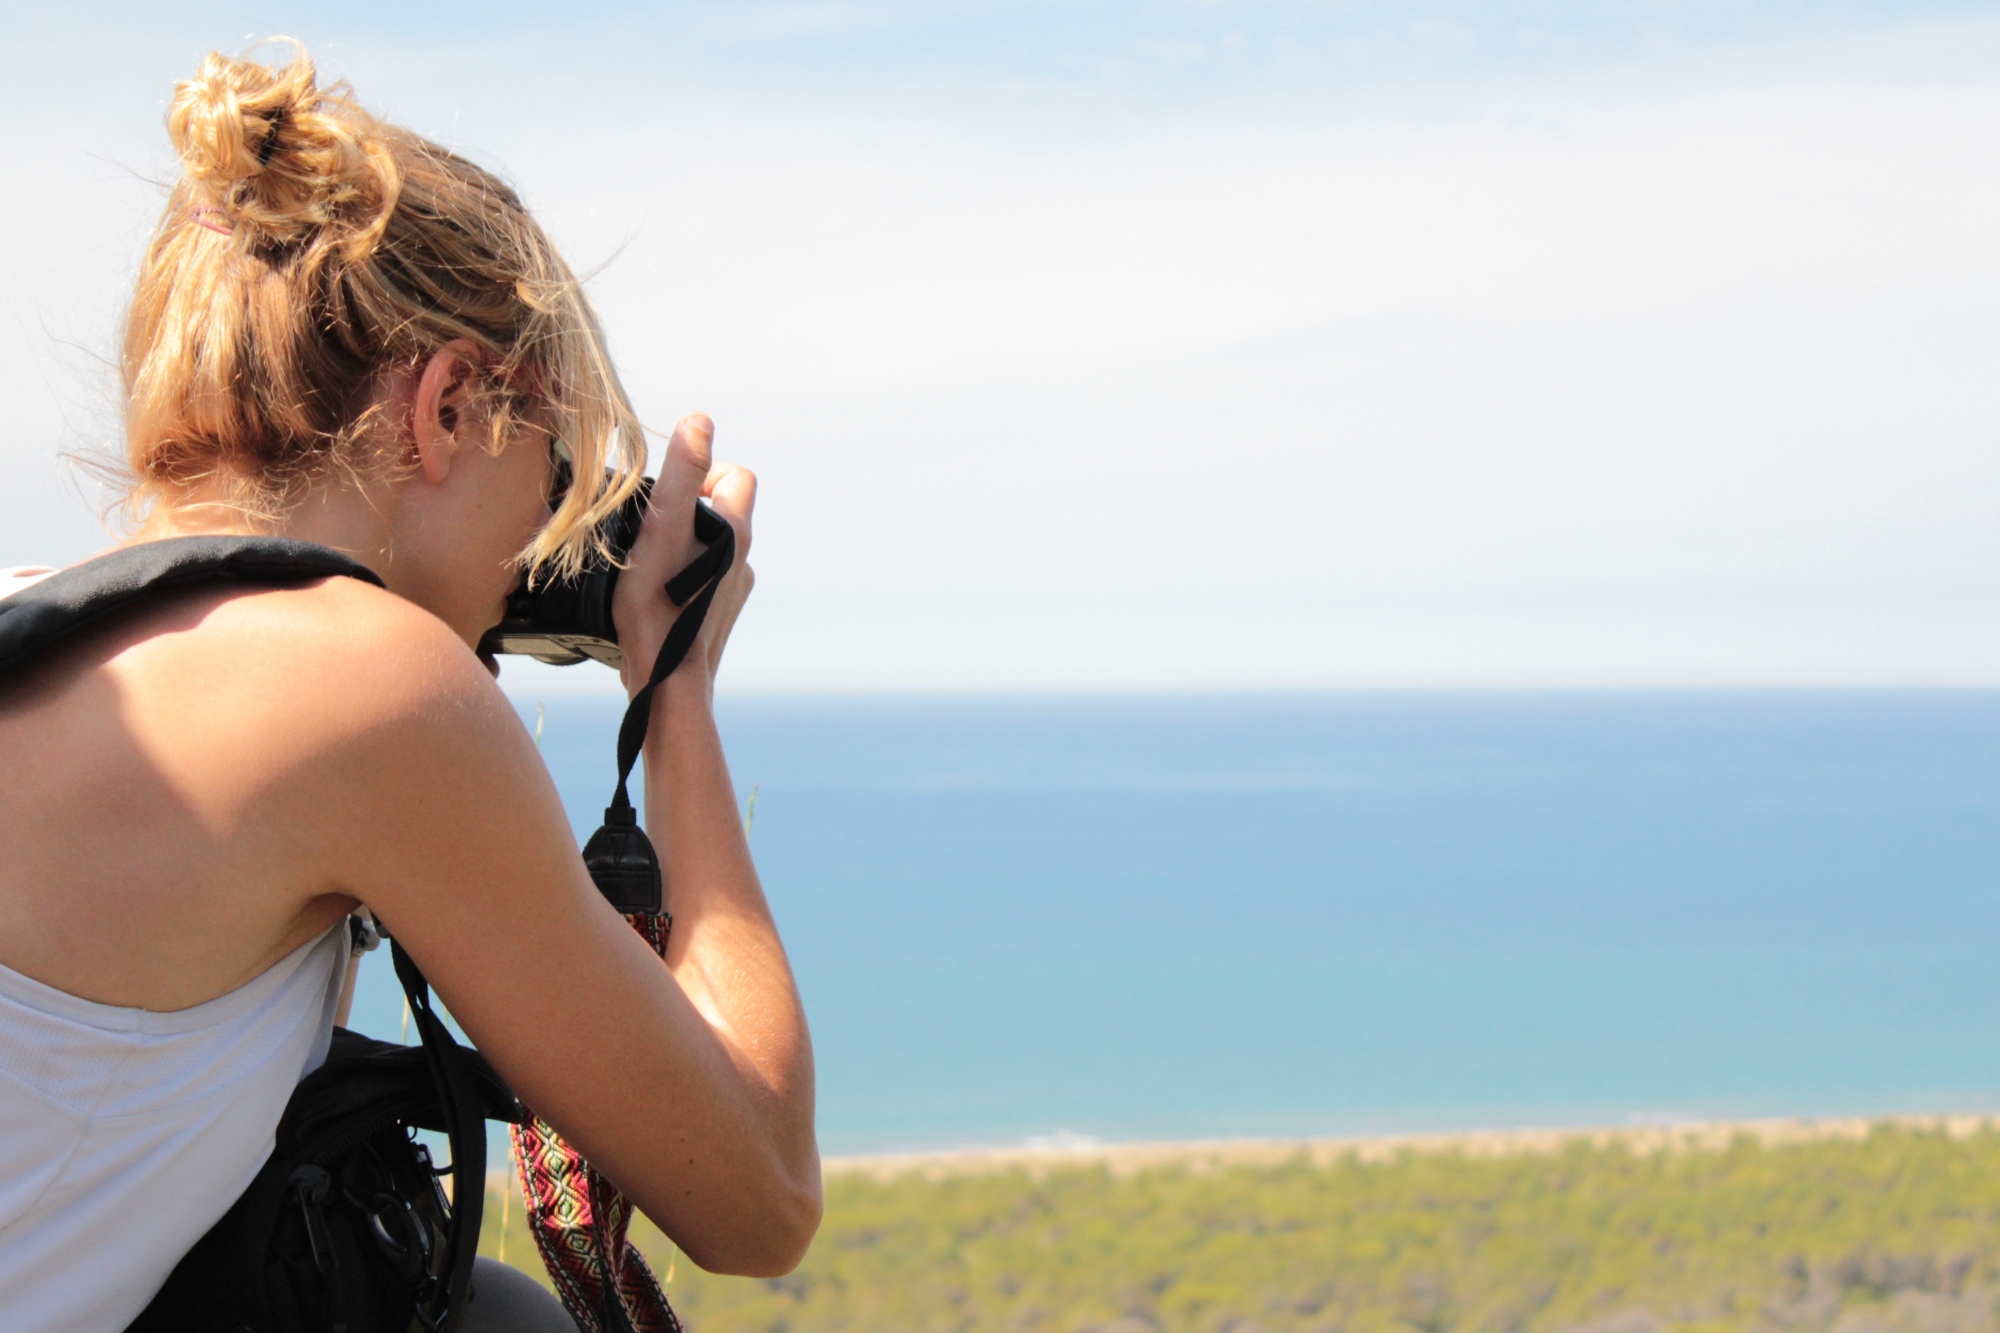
[[350, 692, 2000, 1154]]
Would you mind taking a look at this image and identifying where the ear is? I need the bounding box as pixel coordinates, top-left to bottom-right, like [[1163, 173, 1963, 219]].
[[411, 339, 487, 484]]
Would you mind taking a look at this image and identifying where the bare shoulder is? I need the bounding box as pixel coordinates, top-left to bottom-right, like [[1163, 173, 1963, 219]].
[[0, 571, 559, 1008], [93, 574, 536, 839], [121, 574, 510, 741], [205, 574, 495, 711]]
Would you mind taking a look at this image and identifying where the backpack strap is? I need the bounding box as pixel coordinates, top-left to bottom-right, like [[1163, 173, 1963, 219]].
[[390, 939, 492, 1332], [0, 535, 385, 676]]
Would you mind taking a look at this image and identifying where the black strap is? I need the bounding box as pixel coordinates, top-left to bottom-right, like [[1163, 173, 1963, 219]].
[[0, 535, 384, 676], [582, 503, 734, 915], [611, 503, 735, 816], [389, 940, 487, 1333]]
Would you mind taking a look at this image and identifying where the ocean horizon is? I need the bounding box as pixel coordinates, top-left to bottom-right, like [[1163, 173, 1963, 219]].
[[349, 689, 2000, 1155]]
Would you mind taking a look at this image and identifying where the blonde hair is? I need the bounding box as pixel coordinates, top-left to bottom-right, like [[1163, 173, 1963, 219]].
[[121, 40, 643, 578]]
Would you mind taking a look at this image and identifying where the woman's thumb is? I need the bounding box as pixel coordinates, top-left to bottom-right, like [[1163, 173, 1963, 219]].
[[662, 413, 714, 482]]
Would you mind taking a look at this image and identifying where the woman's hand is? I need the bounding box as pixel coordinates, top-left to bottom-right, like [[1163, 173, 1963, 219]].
[[612, 413, 757, 698]]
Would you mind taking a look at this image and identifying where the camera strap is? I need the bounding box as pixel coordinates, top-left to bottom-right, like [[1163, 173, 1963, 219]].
[[579, 501, 736, 915], [513, 503, 731, 1333]]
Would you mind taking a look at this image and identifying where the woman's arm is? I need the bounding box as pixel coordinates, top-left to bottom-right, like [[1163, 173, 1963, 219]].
[[643, 670, 820, 1262], [304, 417, 818, 1276], [619, 413, 821, 1266]]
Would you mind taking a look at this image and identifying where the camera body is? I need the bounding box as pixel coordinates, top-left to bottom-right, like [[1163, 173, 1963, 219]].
[[479, 477, 729, 671]]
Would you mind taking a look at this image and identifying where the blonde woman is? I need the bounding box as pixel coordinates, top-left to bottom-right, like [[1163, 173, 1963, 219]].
[[0, 44, 818, 1330]]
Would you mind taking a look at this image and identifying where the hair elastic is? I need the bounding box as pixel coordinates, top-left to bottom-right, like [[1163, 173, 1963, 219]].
[[189, 207, 234, 236]]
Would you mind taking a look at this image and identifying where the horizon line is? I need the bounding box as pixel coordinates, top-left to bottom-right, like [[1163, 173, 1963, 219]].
[[499, 681, 2000, 703]]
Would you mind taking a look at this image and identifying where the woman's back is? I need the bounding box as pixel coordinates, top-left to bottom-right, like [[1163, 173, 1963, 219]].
[[0, 569, 415, 1326]]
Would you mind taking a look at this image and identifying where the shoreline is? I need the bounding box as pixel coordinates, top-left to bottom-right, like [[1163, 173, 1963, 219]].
[[821, 1112, 2000, 1181]]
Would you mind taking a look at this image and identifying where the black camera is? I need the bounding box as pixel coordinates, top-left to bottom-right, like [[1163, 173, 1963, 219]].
[[478, 475, 729, 671]]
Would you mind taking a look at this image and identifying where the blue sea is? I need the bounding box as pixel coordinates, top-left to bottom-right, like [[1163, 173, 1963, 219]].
[[348, 692, 2000, 1155]]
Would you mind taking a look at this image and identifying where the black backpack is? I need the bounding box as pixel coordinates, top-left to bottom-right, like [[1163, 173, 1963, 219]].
[[0, 536, 519, 1333]]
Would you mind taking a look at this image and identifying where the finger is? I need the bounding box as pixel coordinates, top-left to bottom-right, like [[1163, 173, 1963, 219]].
[[702, 465, 757, 560], [646, 414, 714, 525], [663, 413, 714, 480], [700, 461, 755, 510]]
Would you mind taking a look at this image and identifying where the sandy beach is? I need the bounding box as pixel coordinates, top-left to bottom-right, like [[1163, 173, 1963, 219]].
[[822, 1112, 2000, 1181]]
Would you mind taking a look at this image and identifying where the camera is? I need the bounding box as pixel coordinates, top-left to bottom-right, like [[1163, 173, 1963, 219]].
[[478, 473, 729, 671]]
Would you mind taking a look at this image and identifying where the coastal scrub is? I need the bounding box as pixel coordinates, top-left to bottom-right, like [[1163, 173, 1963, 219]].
[[484, 1121, 2000, 1333]]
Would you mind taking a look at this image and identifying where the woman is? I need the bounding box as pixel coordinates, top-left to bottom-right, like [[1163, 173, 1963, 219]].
[[0, 43, 818, 1330]]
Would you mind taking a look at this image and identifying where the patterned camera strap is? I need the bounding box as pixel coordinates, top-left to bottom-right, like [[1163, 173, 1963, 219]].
[[511, 505, 736, 1333], [510, 914, 681, 1333]]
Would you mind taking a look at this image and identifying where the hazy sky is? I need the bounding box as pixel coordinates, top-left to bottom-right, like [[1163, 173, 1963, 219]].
[[2, 1, 1996, 692]]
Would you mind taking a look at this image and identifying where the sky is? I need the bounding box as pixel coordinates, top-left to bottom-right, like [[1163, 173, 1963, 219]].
[[1, 1, 1997, 692]]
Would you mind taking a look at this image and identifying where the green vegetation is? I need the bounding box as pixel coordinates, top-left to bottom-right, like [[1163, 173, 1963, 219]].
[[482, 1124, 2000, 1333]]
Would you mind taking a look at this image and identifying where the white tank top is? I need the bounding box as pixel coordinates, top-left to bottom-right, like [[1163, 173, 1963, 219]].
[[0, 563, 352, 1328], [0, 925, 350, 1330]]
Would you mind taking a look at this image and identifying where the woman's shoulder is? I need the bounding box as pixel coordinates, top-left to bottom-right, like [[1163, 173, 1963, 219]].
[[172, 574, 506, 728], [0, 565, 539, 1011], [95, 573, 544, 890], [203, 572, 483, 677], [84, 571, 517, 779]]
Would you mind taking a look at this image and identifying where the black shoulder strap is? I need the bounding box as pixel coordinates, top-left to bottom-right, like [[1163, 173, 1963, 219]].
[[3, 537, 497, 1329], [0, 535, 384, 677], [390, 941, 491, 1333]]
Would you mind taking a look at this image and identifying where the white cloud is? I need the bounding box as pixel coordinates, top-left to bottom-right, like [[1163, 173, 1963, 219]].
[[3, 10, 1998, 690], [506, 71, 2000, 406]]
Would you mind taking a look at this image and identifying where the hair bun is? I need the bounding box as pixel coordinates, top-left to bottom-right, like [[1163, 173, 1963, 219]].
[[167, 42, 392, 249]]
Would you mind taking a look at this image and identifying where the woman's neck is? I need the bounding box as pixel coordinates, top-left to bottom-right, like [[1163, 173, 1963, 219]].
[[127, 473, 508, 654], [134, 479, 400, 578]]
